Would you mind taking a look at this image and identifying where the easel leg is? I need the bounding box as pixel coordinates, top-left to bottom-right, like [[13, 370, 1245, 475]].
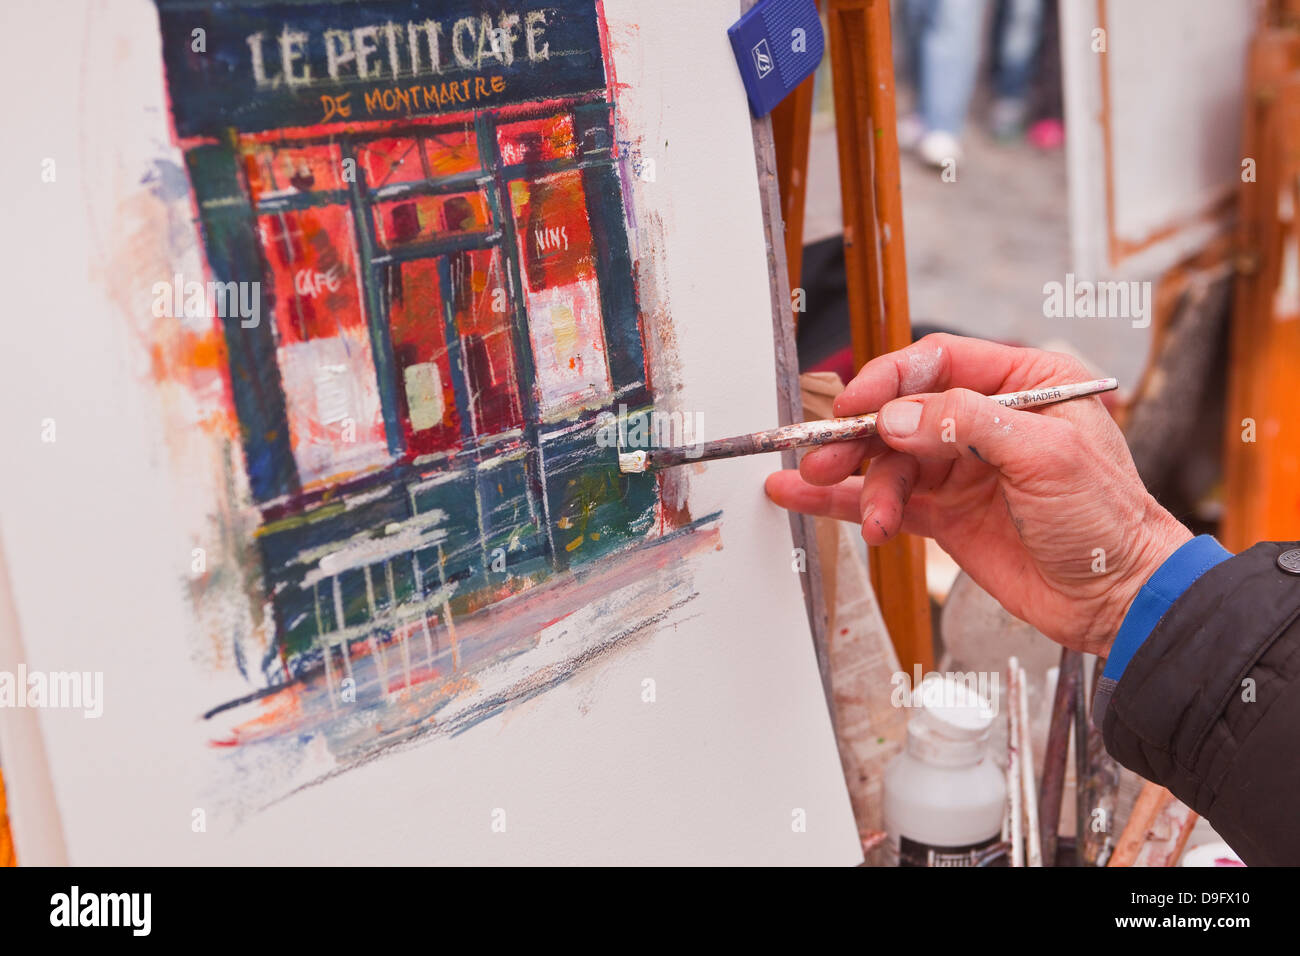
[[826, 0, 933, 673]]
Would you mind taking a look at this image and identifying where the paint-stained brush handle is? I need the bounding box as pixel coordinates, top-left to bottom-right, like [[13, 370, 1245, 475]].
[[618, 378, 1118, 473]]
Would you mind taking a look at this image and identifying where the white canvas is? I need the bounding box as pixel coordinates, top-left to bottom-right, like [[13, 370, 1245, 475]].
[[0, 0, 860, 866]]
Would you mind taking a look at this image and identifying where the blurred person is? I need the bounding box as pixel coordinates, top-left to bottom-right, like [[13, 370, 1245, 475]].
[[1024, 0, 1064, 150], [988, 0, 1045, 140], [898, 0, 989, 167]]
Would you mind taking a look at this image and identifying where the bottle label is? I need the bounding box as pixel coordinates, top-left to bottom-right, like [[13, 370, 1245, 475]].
[[894, 834, 1002, 867]]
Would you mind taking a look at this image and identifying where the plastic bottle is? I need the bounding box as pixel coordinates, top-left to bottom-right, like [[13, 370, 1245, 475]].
[[884, 675, 1007, 866]]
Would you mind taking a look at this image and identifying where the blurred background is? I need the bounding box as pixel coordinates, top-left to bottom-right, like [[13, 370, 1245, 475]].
[[800, 0, 1092, 377]]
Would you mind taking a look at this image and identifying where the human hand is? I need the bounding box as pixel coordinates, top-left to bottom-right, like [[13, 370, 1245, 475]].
[[765, 334, 1192, 656]]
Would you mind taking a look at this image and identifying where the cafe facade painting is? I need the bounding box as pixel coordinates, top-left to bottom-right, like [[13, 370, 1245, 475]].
[[152, 0, 710, 787]]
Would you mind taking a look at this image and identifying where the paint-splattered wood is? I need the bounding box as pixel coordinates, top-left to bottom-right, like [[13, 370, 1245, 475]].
[[771, 71, 817, 317], [745, 0, 834, 703], [1108, 783, 1198, 868], [1038, 648, 1080, 866], [825, 0, 933, 674], [803, 372, 907, 863], [1077, 660, 1120, 865]]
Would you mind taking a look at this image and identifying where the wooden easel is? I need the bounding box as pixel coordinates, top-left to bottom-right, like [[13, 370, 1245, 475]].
[[771, 0, 933, 676]]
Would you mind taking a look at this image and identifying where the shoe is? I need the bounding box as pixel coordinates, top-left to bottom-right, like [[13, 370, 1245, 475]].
[[916, 129, 962, 168], [897, 113, 926, 151], [1027, 118, 1065, 150]]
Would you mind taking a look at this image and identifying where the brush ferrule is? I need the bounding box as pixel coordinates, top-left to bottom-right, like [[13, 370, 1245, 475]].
[[618, 450, 649, 474]]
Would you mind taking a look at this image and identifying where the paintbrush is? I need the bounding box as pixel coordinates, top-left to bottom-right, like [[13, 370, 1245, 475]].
[[617, 377, 1118, 473]]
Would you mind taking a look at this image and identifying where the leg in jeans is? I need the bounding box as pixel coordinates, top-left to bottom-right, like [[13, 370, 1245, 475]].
[[907, 0, 988, 136], [994, 0, 1045, 101], [900, 0, 930, 96]]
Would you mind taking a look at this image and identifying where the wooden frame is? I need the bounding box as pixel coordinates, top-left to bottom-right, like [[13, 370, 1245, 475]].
[[1062, 0, 1253, 279]]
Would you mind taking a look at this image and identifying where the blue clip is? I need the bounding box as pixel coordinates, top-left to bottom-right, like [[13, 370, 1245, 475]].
[[728, 0, 825, 118]]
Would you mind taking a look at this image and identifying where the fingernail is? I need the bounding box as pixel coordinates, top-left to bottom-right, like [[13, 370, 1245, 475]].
[[881, 401, 922, 437], [860, 503, 875, 537]]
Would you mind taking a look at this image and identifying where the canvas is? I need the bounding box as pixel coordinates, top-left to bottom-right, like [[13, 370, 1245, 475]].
[[0, 0, 860, 865]]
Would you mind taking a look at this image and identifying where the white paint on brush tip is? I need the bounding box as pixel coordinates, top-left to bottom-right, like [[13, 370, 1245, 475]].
[[618, 450, 649, 474]]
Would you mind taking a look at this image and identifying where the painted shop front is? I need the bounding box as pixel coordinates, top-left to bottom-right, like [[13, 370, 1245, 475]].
[[156, 0, 656, 681]]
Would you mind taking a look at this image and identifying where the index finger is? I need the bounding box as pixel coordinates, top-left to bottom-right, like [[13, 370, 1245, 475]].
[[830, 333, 1074, 418]]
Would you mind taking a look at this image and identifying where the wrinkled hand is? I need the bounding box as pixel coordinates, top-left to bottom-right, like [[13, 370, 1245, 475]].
[[765, 334, 1191, 657]]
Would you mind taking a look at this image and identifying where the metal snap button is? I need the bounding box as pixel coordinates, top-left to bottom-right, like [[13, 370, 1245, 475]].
[[1278, 548, 1300, 575]]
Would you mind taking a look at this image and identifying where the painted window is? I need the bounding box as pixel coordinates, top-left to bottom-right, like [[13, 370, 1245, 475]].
[[423, 127, 482, 177], [368, 126, 525, 448], [384, 258, 463, 456], [243, 143, 344, 203], [372, 191, 493, 248], [446, 247, 524, 435], [355, 137, 427, 189], [356, 126, 480, 188], [257, 205, 389, 487], [496, 113, 578, 165], [509, 167, 612, 419]]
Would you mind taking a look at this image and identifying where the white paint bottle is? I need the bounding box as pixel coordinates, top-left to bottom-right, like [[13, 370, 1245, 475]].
[[884, 676, 1006, 866]]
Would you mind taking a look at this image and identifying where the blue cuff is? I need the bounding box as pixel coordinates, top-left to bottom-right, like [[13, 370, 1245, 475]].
[[1102, 534, 1233, 683]]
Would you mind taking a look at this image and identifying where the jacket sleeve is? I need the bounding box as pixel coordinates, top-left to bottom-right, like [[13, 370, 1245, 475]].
[[1101, 540, 1300, 866]]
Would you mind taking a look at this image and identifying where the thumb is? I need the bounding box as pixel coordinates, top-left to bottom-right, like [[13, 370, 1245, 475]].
[[875, 387, 1074, 477]]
